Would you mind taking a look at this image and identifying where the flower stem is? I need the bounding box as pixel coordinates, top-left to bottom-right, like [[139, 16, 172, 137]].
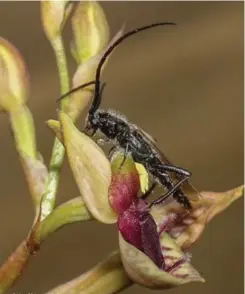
[[41, 36, 70, 219], [37, 197, 92, 242], [0, 197, 92, 293], [0, 34, 71, 293], [0, 241, 30, 294]]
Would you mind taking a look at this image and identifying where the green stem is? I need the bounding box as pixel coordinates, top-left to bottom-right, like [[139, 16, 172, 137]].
[[41, 36, 70, 219], [53, 36, 70, 99], [0, 198, 92, 294], [0, 29, 71, 294], [37, 197, 92, 242], [0, 241, 30, 294]]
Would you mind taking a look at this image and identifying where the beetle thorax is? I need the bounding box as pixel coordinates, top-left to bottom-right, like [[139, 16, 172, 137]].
[[89, 110, 130, 142]]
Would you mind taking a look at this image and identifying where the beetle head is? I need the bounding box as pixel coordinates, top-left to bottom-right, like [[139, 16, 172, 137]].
[[84, 112, 99, 135]]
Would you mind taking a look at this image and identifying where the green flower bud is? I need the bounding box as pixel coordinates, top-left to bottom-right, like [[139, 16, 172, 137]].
[[40, 0, 73, 43], [0, 37, 29, 112], [71, 1, 109, 64]]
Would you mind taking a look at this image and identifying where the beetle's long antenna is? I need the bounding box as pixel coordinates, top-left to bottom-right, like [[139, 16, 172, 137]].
[[58, 80, 96, 101], [90, 22, 176, 114], [58, 22, 176, 108]]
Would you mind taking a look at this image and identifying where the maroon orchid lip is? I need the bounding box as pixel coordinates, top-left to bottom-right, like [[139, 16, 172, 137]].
[[109, 149, 181, 271], [117, 198, 190, 275], [118, 198, 165, 270], [109, 149, 175, 271], [109, 150, 140, 214], [119, 230, 204, 289], [109, 172, 140, 214], [108, 149, 204, 288]]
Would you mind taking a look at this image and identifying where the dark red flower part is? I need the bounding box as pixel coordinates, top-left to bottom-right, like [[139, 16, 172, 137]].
[[118, 198, 165, 269], [109, 171, 140, 215], [108, 150, 187, 271]]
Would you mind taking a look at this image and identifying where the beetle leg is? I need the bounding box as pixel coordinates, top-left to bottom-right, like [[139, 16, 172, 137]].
[[108, 145, 118, 159], [147, 176, 189, 209], [118, 143, 129, 169], [90, 128, 97, 137], [153, 163, 191, 178]]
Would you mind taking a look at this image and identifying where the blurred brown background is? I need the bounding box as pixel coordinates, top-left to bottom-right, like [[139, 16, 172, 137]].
[[0, 1, 243, 294]]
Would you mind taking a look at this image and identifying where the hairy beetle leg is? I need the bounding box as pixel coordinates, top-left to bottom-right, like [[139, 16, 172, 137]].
[[153, 163, 191, 178], [147, 176, 189, 209]]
